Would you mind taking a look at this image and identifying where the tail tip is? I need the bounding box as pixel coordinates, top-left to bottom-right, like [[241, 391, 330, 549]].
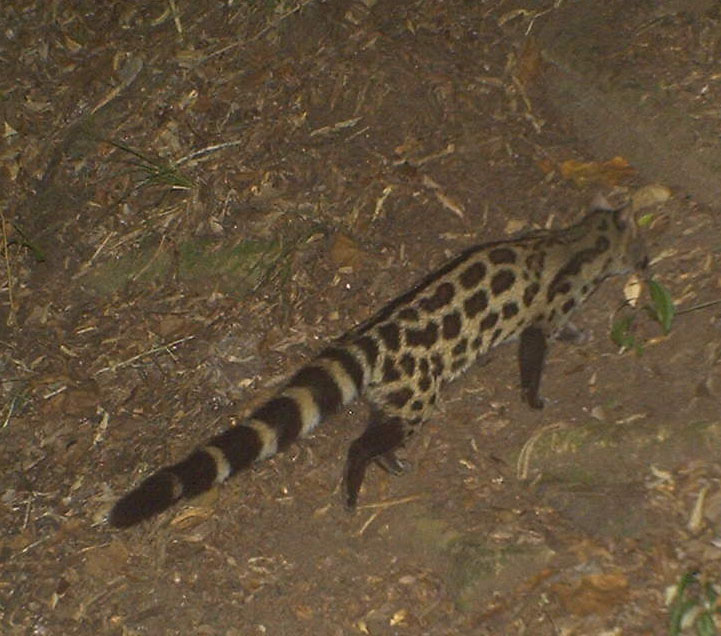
[[108, 470, 179, 529]]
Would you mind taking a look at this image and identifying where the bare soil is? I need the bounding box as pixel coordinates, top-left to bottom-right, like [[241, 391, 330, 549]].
[[1, 1, 720, 634]]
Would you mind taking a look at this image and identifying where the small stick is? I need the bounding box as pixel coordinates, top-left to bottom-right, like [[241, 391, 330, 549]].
[[677, 298, 721, 315], [356, 495, 422, 536], [94, 335, 195, 375], [0, 208, 16, 326], [176, 140, 247, 166]]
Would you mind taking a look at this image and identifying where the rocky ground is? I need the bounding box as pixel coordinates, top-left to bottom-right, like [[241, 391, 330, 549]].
[[1, 1, 721, 634]]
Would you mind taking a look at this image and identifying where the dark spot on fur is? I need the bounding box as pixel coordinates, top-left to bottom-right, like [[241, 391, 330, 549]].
[[489, 247, 516, 264], [397, 307, 419, 322], [452, 338, 468, 356], [399, 353, 415, 377], [451, 357, 467, 372], [523, 282, 539, 307], [411, 400, 424, 411], [490, 269, 516, 296], [419, 282, 455, 312], [502, 302, 519, 319], [442, 311, 462, 339], [430, 354, 444, 377], [562, 298, 575, 314], [459, 261, 486, 289], [551, 280, 571, 298], [479, 312, 499, 332], [463, 290, 488, 318], [418, 374, 431, 392], [406, 322, 439, 349], [378, 322, 401, 351], [382, 357, 401, 382], [386, 388, 413, 408]]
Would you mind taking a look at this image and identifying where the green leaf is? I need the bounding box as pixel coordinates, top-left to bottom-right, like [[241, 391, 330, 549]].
[[669, 571, 700, 635], [670, 598, 697, 635], [647, 279, 676, 335], [703, 582, 719, 606], [695, 611, 716, 636], [104, 138, 194, 191], [611, 314, 636, 349], [638, 213, 654, 227]]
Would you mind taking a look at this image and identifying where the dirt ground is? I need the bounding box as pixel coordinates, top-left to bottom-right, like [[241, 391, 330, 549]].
[[2, 1, 721, 634]]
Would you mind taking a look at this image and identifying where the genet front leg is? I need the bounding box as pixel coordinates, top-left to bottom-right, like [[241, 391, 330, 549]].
[[518, 325, 547, 410]]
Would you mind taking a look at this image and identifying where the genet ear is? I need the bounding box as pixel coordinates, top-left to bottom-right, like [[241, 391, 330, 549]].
[[590, 192, 614, 212]]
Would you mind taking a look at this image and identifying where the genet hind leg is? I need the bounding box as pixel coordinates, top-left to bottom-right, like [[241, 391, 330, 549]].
[[343, 410, 406, 510]]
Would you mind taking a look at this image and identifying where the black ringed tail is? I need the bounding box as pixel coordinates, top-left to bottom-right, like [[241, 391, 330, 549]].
[[108, 344, 370, 528]]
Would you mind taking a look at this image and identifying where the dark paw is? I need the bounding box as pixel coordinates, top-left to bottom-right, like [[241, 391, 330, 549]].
[[530, 397, 545, 410], [343, 480, 359, 512], [342, 459, 363, 511], [522, 389, 545, 410]]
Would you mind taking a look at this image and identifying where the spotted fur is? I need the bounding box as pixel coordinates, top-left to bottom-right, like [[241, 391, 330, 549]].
[[109, 200, 648, 528]]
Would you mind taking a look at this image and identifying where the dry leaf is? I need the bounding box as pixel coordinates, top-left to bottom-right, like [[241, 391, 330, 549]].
[[83, 540, 129, 578], [516, 37, 543, 87], [623, 274, 643, 307], [293, 604, 315, 620], [560, 156, 635, 186], [536, 158, 555, 175], [3, 121, 18, 138], [632, 183, 672, 211], [390, 609, 408, 626], [504, 219, 527, 234], [553, 572, 629, 616], [330, 233, 365, 268], [170, 504, 216, 529], [155, 314, 192, 338]]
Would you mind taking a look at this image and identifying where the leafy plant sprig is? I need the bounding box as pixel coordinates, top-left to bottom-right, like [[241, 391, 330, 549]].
[[646, 278, 675, 334], [611, 277, 675, 352], [668, 570, 721, 635], [105, 139, 194, 191]]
